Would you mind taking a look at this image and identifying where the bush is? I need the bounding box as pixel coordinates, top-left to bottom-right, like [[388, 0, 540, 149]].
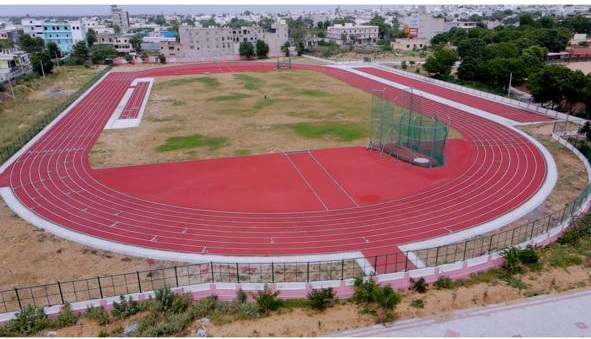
[[48, 303, 79, 328], [135, 312, 194, 337], [410, 298, 425, 309], [235, 288, 247, 303], [250, 284, 281, 315], [433, 276, 454, 290], [500, 247, 523, 274], [517, 246, 539, 265], [409, 277, 429, 293], [85, 305, 111, 325], [3, 305, 49, 336], [307, 287, 336, 310], [154, 287, 175, 312], [111, 295, 140, 319], [190, 295, 218, 319]]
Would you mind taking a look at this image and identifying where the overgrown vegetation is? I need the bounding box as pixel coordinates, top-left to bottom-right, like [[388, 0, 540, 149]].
[[111, 295, 141, 319], [307, 287, 336, 310], [353, 276, 402, 323]]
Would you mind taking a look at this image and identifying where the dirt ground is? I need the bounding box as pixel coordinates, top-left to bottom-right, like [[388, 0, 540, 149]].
[[565, 61, 591, 74]]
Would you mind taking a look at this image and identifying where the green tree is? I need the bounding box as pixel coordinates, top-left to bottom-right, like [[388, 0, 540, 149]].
[[457, 38, 485, 59], [255, 39, 269, 58], [527, 65, 571, 108], [258, 17, 274, 31], [129, 35, 142, 53], [46, 42, 61, 59], [113, 25, 121, 34], [199, 18, 218, 27], [423, 46, 458, 78], [281, 41, 290, 57], [30, 51, 54, 76], [368, 14, 392, 39], [239, 41, 255, 59], [154, 15, 166, 26], [457, 56, 482, 82], [562, 70, 590, 113], [90, 44, 118, 64], [18, 33, 45, 53], [519, 13, 536, 27], [86, 28, 97, 48], [69, 40, 89, 65], [520, 45, 547, 76], [536, 28, 570, 52]]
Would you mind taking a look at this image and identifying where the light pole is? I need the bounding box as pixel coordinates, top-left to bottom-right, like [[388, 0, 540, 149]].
[[40, 59, 46, 78], [507, 72, 512, 98], [8, 76, 16, 100]]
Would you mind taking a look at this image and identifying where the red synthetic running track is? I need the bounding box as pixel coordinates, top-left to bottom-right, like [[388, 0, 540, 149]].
[[355, 66, 554, 123], [0, 62, 548, 267], [119, 81, 149, 120]]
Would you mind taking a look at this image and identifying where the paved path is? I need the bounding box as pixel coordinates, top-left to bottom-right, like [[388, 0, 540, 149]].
[[329, 288, 591, 337]]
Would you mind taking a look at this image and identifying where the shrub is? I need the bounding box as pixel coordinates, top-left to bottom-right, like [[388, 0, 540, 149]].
[[154, 287, 175, 312], [48, 303, 79, 328], [111, 295, 140, 319], [353, 276, 380, 304], [135, 312, 194, 337], [433, 275, 454, 290], [85, 305, 111, 325], [236, 288, 248, 303], [97, 330, 110, 337], [250, 284, 281, 315], [517, 246, 539, 265], [409, 277, 429, 293], [3, 305, 49, 336], [190, 295, 218, 319], [500, 247, 523, 274], [410, 298, 425, 309], [307, 287, 336, 310]]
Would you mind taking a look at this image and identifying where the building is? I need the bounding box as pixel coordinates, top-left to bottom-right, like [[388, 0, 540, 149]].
[[95, 33, 133, 55], [169, 21, 288, 61], [402, 7, 446, 41], [111, 5, 130, 31], [326, 23, 378, 45], [0, 28, 19, 47], [391, 38, 429, 51], [0, 48, 32, 83], [21, 19, 87, 54]]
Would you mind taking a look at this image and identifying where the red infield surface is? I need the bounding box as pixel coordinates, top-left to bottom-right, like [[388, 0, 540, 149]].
[[0, 62, 549, 271]]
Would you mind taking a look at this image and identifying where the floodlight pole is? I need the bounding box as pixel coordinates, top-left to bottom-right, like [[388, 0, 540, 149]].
[[40, 60, 46, 78]]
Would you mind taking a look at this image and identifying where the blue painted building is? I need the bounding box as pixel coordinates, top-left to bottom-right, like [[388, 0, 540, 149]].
[[22, 19, 87, 55]]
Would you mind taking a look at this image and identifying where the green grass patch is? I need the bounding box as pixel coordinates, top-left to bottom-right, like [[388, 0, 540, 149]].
[[234, 74, 264, 90], [547, 246, 583, 269], [252, 98, 280, 110], [301, 89, 329, 97], [207, 93, 251, 102], [291, 122, 366, 141], [234, 149, 251, 156], [156, 76, 220, 89], [157, 134, 227, 152]]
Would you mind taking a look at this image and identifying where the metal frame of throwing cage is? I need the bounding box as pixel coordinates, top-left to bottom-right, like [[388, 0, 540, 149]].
[[368, 88, 449, 168], [276, 58, 292, 69]]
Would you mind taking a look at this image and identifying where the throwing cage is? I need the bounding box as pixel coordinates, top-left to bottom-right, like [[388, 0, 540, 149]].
[[277, 58, 292, 69], [368, 88, 449, 168]]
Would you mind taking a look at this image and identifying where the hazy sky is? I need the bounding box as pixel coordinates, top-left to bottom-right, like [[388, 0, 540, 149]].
[[0, 4, 382, 17]]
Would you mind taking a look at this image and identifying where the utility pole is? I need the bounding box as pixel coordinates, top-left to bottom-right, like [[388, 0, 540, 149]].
[[507, 72, 512, 98], [55, 51, 59, 67], [40, 59, 46, 78], [8, 77, 16, 100]]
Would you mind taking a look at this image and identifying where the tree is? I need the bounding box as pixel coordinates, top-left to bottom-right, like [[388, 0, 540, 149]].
[[562, 70, 590, 113], [113, 25, 121, 34], [90, 44, 117, 64], [46, 42, 61, 59], [536, 28, 571, 52], [69, 41, 89, 65], [19, 33, 45, 53], [30, 51, 53, 76], [239, 41, 255, 59], [520, 45, 547, 76], [129, 35, 142, 53], [457, 56, 481, 82], [199, 18, 217, 27], [519, 13, 536, 27], [423, 46, 458, 79], [527, 65, 571, 108], [368, 14, 392, 40], [86, 28, 97, 48], [255, 39, 269, 59], [281, 41, 290, 57], [154, 15, 166, 26], [457, 38, 485, 59], [258, 17, 274, 31]]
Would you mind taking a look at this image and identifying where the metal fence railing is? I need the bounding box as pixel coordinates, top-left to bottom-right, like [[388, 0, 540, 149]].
[[1, 92, 590, 315], [0, 66, 112, 165]]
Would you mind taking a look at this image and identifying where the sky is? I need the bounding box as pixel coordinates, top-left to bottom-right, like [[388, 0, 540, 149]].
[[0, 0, 588, 17]]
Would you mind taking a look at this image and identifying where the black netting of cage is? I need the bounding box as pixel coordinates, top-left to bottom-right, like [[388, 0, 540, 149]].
[[368, 88, 449, 168], [276, 58, 292, 69]]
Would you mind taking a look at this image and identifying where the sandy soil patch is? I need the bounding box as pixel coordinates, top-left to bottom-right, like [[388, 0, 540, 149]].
[[566, 61, 591, 75]]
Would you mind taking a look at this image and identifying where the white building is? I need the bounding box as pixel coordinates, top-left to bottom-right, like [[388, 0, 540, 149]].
[[391, 38, 429, 51], [402, 7, 446, 41], [0, 48, 32, 83], [326, 23, 379, 45]]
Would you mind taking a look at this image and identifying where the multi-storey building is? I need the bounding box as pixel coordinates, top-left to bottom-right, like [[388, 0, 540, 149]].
[[166, 21, 288, 61], [111, 5, 130, 31], [326, 23, 379, 45], [0, 48, 32, 83], [402, 7, 446, 40], [21, 19, 87, 54]]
